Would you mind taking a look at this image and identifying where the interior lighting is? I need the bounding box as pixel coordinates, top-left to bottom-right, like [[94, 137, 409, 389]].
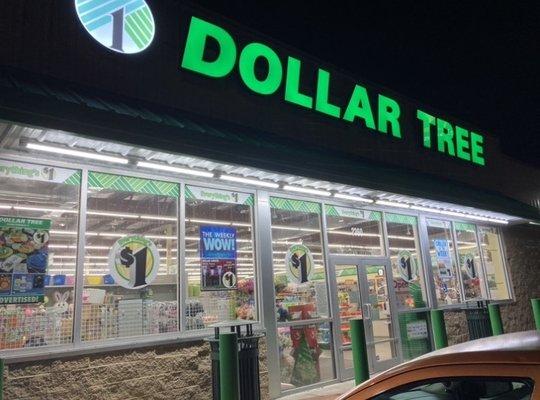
[[334, 193, 374, 203], [283, 185, 331, 197], [220, 175, 279, 189], [410, 205, 508, 224], [26, 142, 128, 164], [137, 161, 214, 178], [376, 200, 411, 209]]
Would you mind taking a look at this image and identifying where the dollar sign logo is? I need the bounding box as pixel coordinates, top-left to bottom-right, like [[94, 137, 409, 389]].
[[120, 246, 134, 268]]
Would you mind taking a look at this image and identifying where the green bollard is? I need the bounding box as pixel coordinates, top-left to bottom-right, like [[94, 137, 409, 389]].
[[219, 332, 240, 400], [488, 304, 504, 335], [532, 299, 540, 330], [430, 309, 448, 349], [350, 318, 370, 385]]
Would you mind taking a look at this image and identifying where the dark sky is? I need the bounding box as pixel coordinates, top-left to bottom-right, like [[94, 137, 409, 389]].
[[195, 1, 540, 168]]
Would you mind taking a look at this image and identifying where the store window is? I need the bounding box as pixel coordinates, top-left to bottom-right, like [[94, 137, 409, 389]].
[[271, 197, 328, 321], [0, 159, 80, 349], [385, 213, 427, 310], [83, 172, 178, 341], [185, 185, 256, 330], [426, 219, 462, 306], [271, 197, 334, 390], [325, 205, 383, 256], [478, 226, 511, 300], [454, 222, 487, 300]]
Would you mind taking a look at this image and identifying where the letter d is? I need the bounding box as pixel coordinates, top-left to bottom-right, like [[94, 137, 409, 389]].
[[181, 17, 236, 78]]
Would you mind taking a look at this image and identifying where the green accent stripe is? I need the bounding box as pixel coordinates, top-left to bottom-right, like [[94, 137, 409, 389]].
[[244, 196, 255, 206], [385, 213, 417, 225], [64, 171, 81, 185], [88, 171, 179, 197], [270, 197, 321, 214], [125, 8, 154, 50], [185, 186, 195, 200], [454, 222, 476, 232]]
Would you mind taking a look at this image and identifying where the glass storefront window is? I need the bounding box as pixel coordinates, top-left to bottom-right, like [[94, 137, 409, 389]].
[[325, 205, 383, 256], [479, 226, 511, 300], [270, 197, 328, 321], [185, 185, 256, 330], [426, 219, 462, 306], [386, 213, 427, 310], [83, 172, 178, 341], [278, 322, 334, 390], [398, 311, 432, 361], [0, 160, 80, 349], [454, 222, 487, 300]]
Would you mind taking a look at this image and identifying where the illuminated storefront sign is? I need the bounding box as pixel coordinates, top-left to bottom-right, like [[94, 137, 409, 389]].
[[180, 17, 486, 166]]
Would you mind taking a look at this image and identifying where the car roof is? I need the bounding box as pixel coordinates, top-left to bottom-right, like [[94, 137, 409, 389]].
[[345, 331, 540, 397]]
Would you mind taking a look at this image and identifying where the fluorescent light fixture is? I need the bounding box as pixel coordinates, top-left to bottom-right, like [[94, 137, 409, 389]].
[[283, 185, 331, 197], [334, 193, 374, 203], [0, 204, 79, 214], [137, 161, 213, 178], [26, 142, 128, 164], [376, 200, 411, 209], [411, 205, 508, 224], [220, 175, 279, 189], [530, 221, 540, 226], [87, 210, 177, 222], [187, 218, 252, 227]]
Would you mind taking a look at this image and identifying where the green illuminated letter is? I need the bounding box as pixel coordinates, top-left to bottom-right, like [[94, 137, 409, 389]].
[[455, 126, 471, 161], [285, 57, 313, 109], [315, 69, 341, 118], [436, 119, 455, 156], [239, 43, 283, 95], [377, 95, 401, 138], [416, 109, 436, 148], [470, 132, 485, 166], [181, 17, 236, 78], [343, 85, 375, 129]]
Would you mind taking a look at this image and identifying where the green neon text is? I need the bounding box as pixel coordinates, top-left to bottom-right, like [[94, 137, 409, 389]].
[[180, 16, 486, 165]]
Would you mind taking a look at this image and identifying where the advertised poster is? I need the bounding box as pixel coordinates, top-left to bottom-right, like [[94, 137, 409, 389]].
[[0, 216, 50, 304], [108, 236, 160, 289], [406, 320, 428, 340], [200, 226, 237, 291], [433, 239, 453, 278], [286, 244, 314, 284]]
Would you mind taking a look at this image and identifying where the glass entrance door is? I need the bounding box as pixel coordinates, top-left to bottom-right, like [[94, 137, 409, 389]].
[[331, 257, 400, 380]]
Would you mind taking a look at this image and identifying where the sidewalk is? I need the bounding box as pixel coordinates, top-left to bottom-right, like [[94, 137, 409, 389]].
[[278, 380, 356, 400]]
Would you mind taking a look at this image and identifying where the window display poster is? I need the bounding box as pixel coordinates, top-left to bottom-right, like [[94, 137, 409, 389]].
[[0, 216, 50, 304], [200, 226, 237, 291], [406, 320, 428, 340], [433, 239, 453, 278]]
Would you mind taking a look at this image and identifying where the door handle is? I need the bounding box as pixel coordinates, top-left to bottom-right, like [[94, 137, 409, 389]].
[[363, 303, 372, 320]]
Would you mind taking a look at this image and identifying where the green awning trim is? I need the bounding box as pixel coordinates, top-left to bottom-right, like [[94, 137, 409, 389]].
[[88, 171, 179, 197], [325, 205, 381, 221], [270, 197, 321, 214], [454, 222, 476, 232], [385, 213, 417, 225]]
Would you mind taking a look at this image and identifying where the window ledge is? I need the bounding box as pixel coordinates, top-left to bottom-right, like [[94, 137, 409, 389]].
[[0, 326, 266, 364]]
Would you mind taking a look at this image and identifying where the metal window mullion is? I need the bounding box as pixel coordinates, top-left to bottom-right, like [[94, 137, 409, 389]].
[[451, 222, 467, 303], [255, 191, 280, 399], [178, 182, 186, 332], [320, 202, 338, 381], [497, 226, 515, 301], [474, 225, 491, 300], [73, 168, 89, 345], [418, 215, 436, 310]]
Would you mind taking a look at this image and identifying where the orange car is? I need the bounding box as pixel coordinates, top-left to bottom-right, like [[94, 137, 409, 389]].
[[338, 330, 540, 400]]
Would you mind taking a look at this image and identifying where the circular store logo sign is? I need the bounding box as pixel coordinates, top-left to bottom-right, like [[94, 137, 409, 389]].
[[397, 250, 419, 282], [285, 244, 314, 284], [75, 0, 156, 54], [462, 253, 477, 279], [108, 236, 160, 289]]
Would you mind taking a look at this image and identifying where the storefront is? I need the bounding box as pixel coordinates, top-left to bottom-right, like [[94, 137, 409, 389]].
[[0, 2, 539, 399]]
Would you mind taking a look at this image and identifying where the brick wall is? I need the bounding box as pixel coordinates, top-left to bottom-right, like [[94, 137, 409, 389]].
[[3, 338, 269, 400]]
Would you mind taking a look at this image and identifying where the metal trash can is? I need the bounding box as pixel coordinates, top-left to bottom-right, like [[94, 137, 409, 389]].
[[464, 301, 492, 340], [206, 322, 265, 400]]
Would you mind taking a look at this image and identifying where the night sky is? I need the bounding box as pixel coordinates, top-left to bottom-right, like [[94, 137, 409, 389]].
[[195, 1, 540, 168]]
